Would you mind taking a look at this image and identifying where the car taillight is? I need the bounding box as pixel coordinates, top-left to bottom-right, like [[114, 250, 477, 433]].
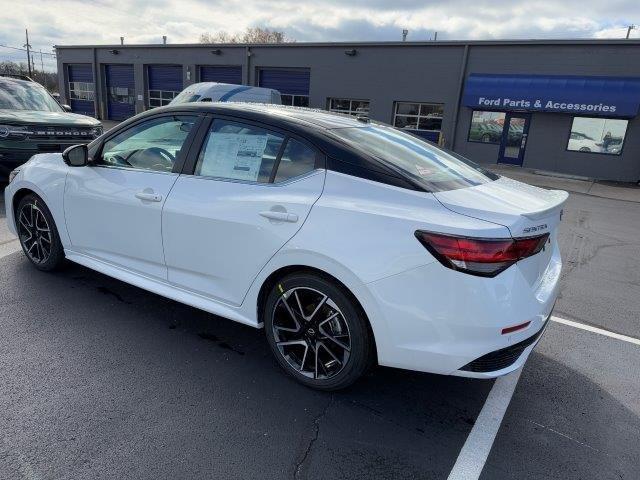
[[415, 231, 550, 277]]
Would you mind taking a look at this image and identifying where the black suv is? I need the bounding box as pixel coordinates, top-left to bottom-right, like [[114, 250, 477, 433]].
[[0, 75, 102, 176]]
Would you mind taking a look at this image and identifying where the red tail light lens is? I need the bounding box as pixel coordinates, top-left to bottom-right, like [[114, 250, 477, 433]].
[[415, 231, 550, 277]]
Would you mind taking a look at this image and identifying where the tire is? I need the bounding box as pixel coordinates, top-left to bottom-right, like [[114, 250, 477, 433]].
[[264, 272, 375, 391], [15, 193, 65, 271], [579, 147, 591, 152], [481, 133, 492, 143]]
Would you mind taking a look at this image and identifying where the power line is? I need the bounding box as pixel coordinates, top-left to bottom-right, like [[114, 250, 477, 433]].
[[0, 43, 56, 56]]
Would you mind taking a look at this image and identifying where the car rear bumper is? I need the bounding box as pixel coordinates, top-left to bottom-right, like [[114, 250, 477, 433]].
[[365, 242, 561, 377]]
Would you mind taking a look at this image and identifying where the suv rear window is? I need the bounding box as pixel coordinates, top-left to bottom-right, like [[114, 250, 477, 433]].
[[0, 80, 63, 112], [331, 125, 495, 192]]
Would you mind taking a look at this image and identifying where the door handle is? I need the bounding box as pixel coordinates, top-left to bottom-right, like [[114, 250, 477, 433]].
[[259, 211, 299, 223], [135, 191, 162, 202]]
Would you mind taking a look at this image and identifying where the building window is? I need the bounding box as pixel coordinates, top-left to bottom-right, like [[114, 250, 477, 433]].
[[148, 89, 179, 108], [69, 81, 95, 101], [468, 111, 506, 144], [567, 117, 627, 155], [393, 102, 443, 133], [328, 98, 370, 116], [280, 94, 309, 107]]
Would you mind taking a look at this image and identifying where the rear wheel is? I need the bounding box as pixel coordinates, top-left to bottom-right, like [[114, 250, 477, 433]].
[[16, 194, 65, 271], [264, 272, 374, 391]]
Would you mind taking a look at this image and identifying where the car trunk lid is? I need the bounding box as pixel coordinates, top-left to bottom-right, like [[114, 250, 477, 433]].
[[433, 176, 568, 284]]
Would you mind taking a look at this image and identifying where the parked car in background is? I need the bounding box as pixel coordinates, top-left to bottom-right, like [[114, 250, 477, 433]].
[[0, 75, 102, 176], [5, 103, 566, 390], [469, 121, 503, 143], [170, 82, 281, 105], [567, 131, 601, 152]]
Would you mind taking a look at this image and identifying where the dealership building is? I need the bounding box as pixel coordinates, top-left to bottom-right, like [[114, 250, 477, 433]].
[[56, 39, 640, 182]]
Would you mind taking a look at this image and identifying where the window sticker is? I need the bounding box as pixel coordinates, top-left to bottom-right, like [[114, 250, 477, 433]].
[[200, 133, 269, 181]]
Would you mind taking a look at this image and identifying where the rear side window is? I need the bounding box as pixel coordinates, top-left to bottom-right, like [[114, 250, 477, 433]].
[[331, 125, 494, 192], [194, 119, 285, 183], [274, 139, 319, 182]]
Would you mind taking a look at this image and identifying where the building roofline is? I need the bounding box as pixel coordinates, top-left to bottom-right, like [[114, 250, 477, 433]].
[[54, 38, 640, 49]]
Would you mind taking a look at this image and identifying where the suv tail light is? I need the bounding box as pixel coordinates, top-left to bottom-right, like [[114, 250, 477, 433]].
[[415, 231, 549, 277]]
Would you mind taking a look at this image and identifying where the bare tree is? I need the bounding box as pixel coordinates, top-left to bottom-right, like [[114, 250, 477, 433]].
[[199, 27, 294, 44], [0, 60, 58, 92]]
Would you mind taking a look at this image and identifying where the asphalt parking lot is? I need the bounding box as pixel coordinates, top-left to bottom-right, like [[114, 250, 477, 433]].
[[1, 183, 639, 480]]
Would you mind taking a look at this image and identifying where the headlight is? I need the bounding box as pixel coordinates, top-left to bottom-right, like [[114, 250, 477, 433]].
[[90, 125, 103, 138], [8, 167, 21, 183], [0, 124, 31, 139]]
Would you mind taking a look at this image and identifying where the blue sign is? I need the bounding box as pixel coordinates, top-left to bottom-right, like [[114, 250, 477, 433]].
[[463, 74, 640, 118]]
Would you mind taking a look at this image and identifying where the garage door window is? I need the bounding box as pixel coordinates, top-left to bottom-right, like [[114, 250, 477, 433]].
[[69, 82, 94, 101], [468, 111, 506, 144], [328, 98, 370, 116], [149, 89, 179, 108], [393, 102, 443, 133], [567, 117, 627, 155], [195, 120, 285, 183]]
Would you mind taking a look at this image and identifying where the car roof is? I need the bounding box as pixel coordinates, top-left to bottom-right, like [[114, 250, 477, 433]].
[[146, 102, 372, 130]]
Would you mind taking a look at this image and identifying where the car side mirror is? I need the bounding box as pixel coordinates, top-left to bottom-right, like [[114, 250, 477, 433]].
[[62, 144, 89, 167], [62, 104, 72, 112]]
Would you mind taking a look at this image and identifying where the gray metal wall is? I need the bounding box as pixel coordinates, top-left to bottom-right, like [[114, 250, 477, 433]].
[[56, 41, 640, 182]]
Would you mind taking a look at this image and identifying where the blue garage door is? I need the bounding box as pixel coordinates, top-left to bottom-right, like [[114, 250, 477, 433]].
[[258, 68, 310, 107], [105, 64, 135, 121], [200, 65, 242, 84], [67, 64, 95, 117], [147, 65, 183, 107]]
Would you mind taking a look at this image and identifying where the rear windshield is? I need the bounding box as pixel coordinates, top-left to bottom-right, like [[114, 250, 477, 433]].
[[0, 80, 63, 112], [331, 125, 495, 192]]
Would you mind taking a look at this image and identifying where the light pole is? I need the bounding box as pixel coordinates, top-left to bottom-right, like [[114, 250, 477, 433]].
[[626, 25, 636, 39]]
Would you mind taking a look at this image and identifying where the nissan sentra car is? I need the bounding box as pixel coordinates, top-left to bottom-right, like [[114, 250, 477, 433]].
[[4, 103, 567, 390]]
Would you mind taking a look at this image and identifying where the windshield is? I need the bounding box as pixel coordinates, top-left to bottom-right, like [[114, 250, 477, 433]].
[[0, 80, 63, 112], [331, 125, 495, 192], [170, 91, 201, 105]]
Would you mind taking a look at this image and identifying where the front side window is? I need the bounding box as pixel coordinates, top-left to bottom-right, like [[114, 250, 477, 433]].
[[0, 80, 62, 112], [393, 102, 443, 133], [331, 125, 494, 192], [468, 111, 505, 144], [328, 98, 370, 116], [148, 89, 180, 108], [567, 117, 628, 155], [280, 94, 309, 107], [69, 81, 95, 101], [100, 115, 197, 172], [195, 120, 285, 183]]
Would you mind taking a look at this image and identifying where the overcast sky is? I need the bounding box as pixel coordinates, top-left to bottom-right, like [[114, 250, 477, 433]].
[[1, 0, 638, 71]]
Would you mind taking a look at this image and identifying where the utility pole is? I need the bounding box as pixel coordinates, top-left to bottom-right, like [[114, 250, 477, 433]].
[[24, 28, 32, 77], [626, 25, 637, 39], [39, 50, 44, 72], [434, 31, 438, 41]]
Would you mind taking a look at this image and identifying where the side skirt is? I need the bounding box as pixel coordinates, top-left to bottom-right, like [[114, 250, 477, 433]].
[[64, 250, 260, 328]]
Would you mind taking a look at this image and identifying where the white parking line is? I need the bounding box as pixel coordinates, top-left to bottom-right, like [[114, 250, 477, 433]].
[[447, 314, 640, 480], [0, 238, 21, 260], [551, 315, 640, 346], [447, 368, 523, 480]]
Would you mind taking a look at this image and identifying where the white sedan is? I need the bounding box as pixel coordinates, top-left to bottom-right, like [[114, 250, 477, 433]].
[[5, 103, 567, 390]]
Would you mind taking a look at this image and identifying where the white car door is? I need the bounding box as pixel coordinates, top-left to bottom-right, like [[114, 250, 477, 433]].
[[162, 117, 325, 306], [64, 113, 200, 280]]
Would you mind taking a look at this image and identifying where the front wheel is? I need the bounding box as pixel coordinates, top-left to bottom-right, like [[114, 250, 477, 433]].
[[16, 194, 65, 271], [264, 272, 375, 391]]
